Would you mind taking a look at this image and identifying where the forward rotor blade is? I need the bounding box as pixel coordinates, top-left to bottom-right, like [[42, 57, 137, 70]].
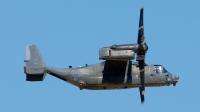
[[137, 6, 144, 45], [139, 87, 145, 103], [139, 60, 145, 103], [137, 6, 147, 104]]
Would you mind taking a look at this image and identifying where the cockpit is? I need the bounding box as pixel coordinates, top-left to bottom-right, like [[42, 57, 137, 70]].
[[154, 65, 168, 74]]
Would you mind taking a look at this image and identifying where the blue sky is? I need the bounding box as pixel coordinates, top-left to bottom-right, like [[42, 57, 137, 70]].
[[1, 0, 200, 112]]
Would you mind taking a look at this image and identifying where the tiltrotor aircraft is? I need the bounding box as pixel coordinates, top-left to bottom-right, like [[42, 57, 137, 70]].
[[24, 7, 179, 103]]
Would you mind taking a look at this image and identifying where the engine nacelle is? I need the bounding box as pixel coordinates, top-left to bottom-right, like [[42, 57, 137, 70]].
[[99, 47, 135, 60]]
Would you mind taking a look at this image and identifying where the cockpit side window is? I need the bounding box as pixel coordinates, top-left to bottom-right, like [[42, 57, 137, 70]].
[[155, 66, 162, 74], [163, 67, 168, 73], [155, 66, 168, 74]]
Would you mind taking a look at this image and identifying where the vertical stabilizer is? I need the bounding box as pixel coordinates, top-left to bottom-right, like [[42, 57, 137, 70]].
[[24, 45, 46, 81]]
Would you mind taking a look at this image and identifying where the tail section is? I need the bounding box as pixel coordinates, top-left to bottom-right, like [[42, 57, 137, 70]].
[[24, 45, 46, 81]]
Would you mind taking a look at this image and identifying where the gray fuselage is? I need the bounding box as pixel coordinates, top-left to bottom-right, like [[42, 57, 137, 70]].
[[46, 60, 178, 90]]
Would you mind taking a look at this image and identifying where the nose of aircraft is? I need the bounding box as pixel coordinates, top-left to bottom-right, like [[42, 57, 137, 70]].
[[172, 75, 179, 86]]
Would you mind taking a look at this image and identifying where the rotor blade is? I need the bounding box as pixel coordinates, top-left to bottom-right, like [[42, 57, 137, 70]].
[[137, 6, 147, 103], [139, 60, 145, 103], [139, 87, 145, 103], [137, 6, 144, 45]]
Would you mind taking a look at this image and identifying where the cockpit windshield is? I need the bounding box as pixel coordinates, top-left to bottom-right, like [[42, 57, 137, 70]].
[[155, 66, 168, 74]]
